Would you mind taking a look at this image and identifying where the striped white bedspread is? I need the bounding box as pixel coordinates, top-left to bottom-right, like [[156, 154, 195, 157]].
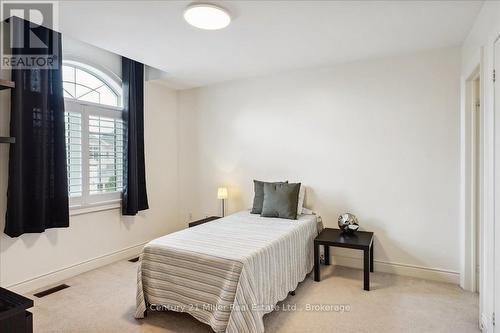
[[135, 210, 318, 333]]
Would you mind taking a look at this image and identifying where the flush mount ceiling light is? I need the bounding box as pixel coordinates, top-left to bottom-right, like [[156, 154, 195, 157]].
[[184, 3, 231, 30]]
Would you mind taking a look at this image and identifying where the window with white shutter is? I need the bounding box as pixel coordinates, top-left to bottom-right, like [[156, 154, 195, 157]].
[[65, 111, 82, 198], [88, 115, 124, 195], [63, 61, 124, 211]]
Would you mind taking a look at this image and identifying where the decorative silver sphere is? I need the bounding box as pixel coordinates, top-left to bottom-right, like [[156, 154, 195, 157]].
[[338, 213, 359, 234]]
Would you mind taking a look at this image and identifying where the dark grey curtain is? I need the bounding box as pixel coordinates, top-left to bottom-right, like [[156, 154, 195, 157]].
[[122, 57, 148, 215], [5, 17, 69, 237]]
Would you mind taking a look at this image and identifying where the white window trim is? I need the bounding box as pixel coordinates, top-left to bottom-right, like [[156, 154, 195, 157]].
[[69, 201, 121, 216], [66, 98, 125, 213], [63, 60, 123, 107]]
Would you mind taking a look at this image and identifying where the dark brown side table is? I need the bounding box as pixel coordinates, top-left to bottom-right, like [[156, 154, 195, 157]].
[[314, 228, 374, 291], [188, 216, 221, 228], [0, 287, 33, 333]]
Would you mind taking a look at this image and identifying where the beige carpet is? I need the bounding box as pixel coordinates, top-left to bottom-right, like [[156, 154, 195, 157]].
[[28, 259, 479, 333]]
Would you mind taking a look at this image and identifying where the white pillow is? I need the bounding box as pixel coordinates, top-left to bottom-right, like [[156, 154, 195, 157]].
[[297, 184, 306, 215]]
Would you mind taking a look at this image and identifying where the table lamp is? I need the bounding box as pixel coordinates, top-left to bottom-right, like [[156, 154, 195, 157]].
[[217, 187, 228, 217]]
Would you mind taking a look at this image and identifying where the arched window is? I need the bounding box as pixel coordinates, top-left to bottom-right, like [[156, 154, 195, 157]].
[[63, 61, 122, 107], [63, 61, 125, 210]]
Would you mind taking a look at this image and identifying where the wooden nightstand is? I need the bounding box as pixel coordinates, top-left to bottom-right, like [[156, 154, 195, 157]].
[[314, 228, 374, 291], [188, 216, 221, 228]]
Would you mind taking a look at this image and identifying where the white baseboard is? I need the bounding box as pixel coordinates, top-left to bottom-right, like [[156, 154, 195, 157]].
[[5, 244, 460, 295], [5, 242, 147, 295], [329, 254, 460, 284]]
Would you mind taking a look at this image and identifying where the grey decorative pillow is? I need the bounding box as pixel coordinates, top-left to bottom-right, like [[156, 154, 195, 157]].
[[251, 180, 287, 214], [261, 183, 301, 220]]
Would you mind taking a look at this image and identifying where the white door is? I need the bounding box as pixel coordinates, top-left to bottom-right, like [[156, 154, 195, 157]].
[[473, 76, 481, 293], [494, 38, 500, 333]]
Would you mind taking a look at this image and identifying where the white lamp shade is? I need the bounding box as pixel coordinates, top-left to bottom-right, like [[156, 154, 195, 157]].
[[217, 187, 228, 199]]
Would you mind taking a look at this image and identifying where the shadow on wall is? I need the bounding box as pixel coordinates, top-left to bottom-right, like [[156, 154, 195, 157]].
[[0, 228, 59, 251]]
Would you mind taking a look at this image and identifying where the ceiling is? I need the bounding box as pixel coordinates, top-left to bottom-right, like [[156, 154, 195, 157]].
[[59, 1, 483, 89]]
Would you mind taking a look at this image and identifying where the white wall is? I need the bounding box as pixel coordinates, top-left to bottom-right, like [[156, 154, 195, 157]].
[[63, 36, 122, 78], [0, 39, 182, 293], [0, 33, 468, 297], [461, 2, 500, 332], [178, 47, 462, 283]]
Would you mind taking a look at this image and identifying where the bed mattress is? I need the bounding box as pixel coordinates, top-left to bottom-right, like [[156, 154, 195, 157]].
[[135, 210, 319, 333]]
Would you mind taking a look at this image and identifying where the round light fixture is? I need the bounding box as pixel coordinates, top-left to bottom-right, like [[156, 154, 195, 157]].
[[184, 3, 231, 30]]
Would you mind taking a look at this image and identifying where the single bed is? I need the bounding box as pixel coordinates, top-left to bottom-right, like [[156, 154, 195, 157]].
[[135, 210, 319, 333]]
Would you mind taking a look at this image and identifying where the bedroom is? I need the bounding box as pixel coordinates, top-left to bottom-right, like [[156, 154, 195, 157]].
[[0, 0, 496, 332]]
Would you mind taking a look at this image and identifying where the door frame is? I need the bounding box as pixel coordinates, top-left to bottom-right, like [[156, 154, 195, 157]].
[[460, 49, 483, 294], [493, 36, 500, 333], [461, 29, 500, 333]]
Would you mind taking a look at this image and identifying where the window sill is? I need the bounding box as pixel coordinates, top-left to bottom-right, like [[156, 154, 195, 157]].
[[69, 201, 121, 216]]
